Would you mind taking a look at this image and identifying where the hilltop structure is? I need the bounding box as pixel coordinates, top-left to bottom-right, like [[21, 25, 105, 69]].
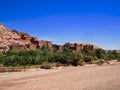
[[0, 24, 100, 53]]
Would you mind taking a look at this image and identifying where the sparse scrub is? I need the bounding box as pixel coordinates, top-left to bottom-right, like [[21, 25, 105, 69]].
[[40, 62, 51, 69], [96, 59, 104, 66], [84, 56, 94, 64]]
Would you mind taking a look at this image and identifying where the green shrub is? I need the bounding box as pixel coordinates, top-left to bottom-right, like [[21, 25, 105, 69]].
[[0, 56, 4, 65], [84, 56, 94, 63], [106, 50, 119, 60], [6, 50, 19, 56], [71, 52, 83, 66], [95, 49, 106, 59], [116, 54, 120, 62]]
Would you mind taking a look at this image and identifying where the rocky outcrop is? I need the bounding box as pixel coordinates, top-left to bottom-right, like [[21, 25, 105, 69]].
[[0, 24, 100, 53]]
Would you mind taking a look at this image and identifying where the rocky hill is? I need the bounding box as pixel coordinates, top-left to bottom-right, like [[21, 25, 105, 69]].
[[0, 24, 100, 53]]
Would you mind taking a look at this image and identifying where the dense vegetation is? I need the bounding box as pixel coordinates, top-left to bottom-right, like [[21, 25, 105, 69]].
[[0, 46, 120, 67]]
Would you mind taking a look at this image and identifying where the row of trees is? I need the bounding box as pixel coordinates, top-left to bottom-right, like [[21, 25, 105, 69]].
[[0, 47, 120, 67]]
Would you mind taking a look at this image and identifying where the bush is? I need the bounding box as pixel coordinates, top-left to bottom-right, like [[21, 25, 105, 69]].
[[62, 51, 73, 65], [84, 56, 94, 63], [95, 49, 106, 59], [117, 54, 120, 62], [40, 62, 51, 69], [0, 56, 4, 65], [71, 52, 83, 66], [106, 50, 118, 60], [96, 59, 104, 66]]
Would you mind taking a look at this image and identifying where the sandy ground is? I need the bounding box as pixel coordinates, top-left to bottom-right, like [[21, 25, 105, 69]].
[[0, 61, 120, 90]]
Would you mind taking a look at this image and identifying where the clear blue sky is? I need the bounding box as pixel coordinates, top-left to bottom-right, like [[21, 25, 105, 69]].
[[0, 0, 120, 50]]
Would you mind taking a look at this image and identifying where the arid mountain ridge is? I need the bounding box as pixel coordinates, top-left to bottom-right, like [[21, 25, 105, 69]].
[[0, 24, 99, 53]]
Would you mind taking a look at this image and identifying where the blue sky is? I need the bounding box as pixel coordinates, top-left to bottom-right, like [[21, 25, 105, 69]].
[[0, 0, 120, 50]]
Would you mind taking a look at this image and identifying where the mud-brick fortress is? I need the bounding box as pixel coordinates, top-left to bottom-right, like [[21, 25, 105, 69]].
[[0, 24, 99, 53]]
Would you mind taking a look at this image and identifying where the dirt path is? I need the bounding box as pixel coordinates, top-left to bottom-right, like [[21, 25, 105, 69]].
[[0, 61, 120, 90]]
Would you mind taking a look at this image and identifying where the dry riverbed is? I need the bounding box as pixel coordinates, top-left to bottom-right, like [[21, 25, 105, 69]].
[[0, 60, 120, 90]]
